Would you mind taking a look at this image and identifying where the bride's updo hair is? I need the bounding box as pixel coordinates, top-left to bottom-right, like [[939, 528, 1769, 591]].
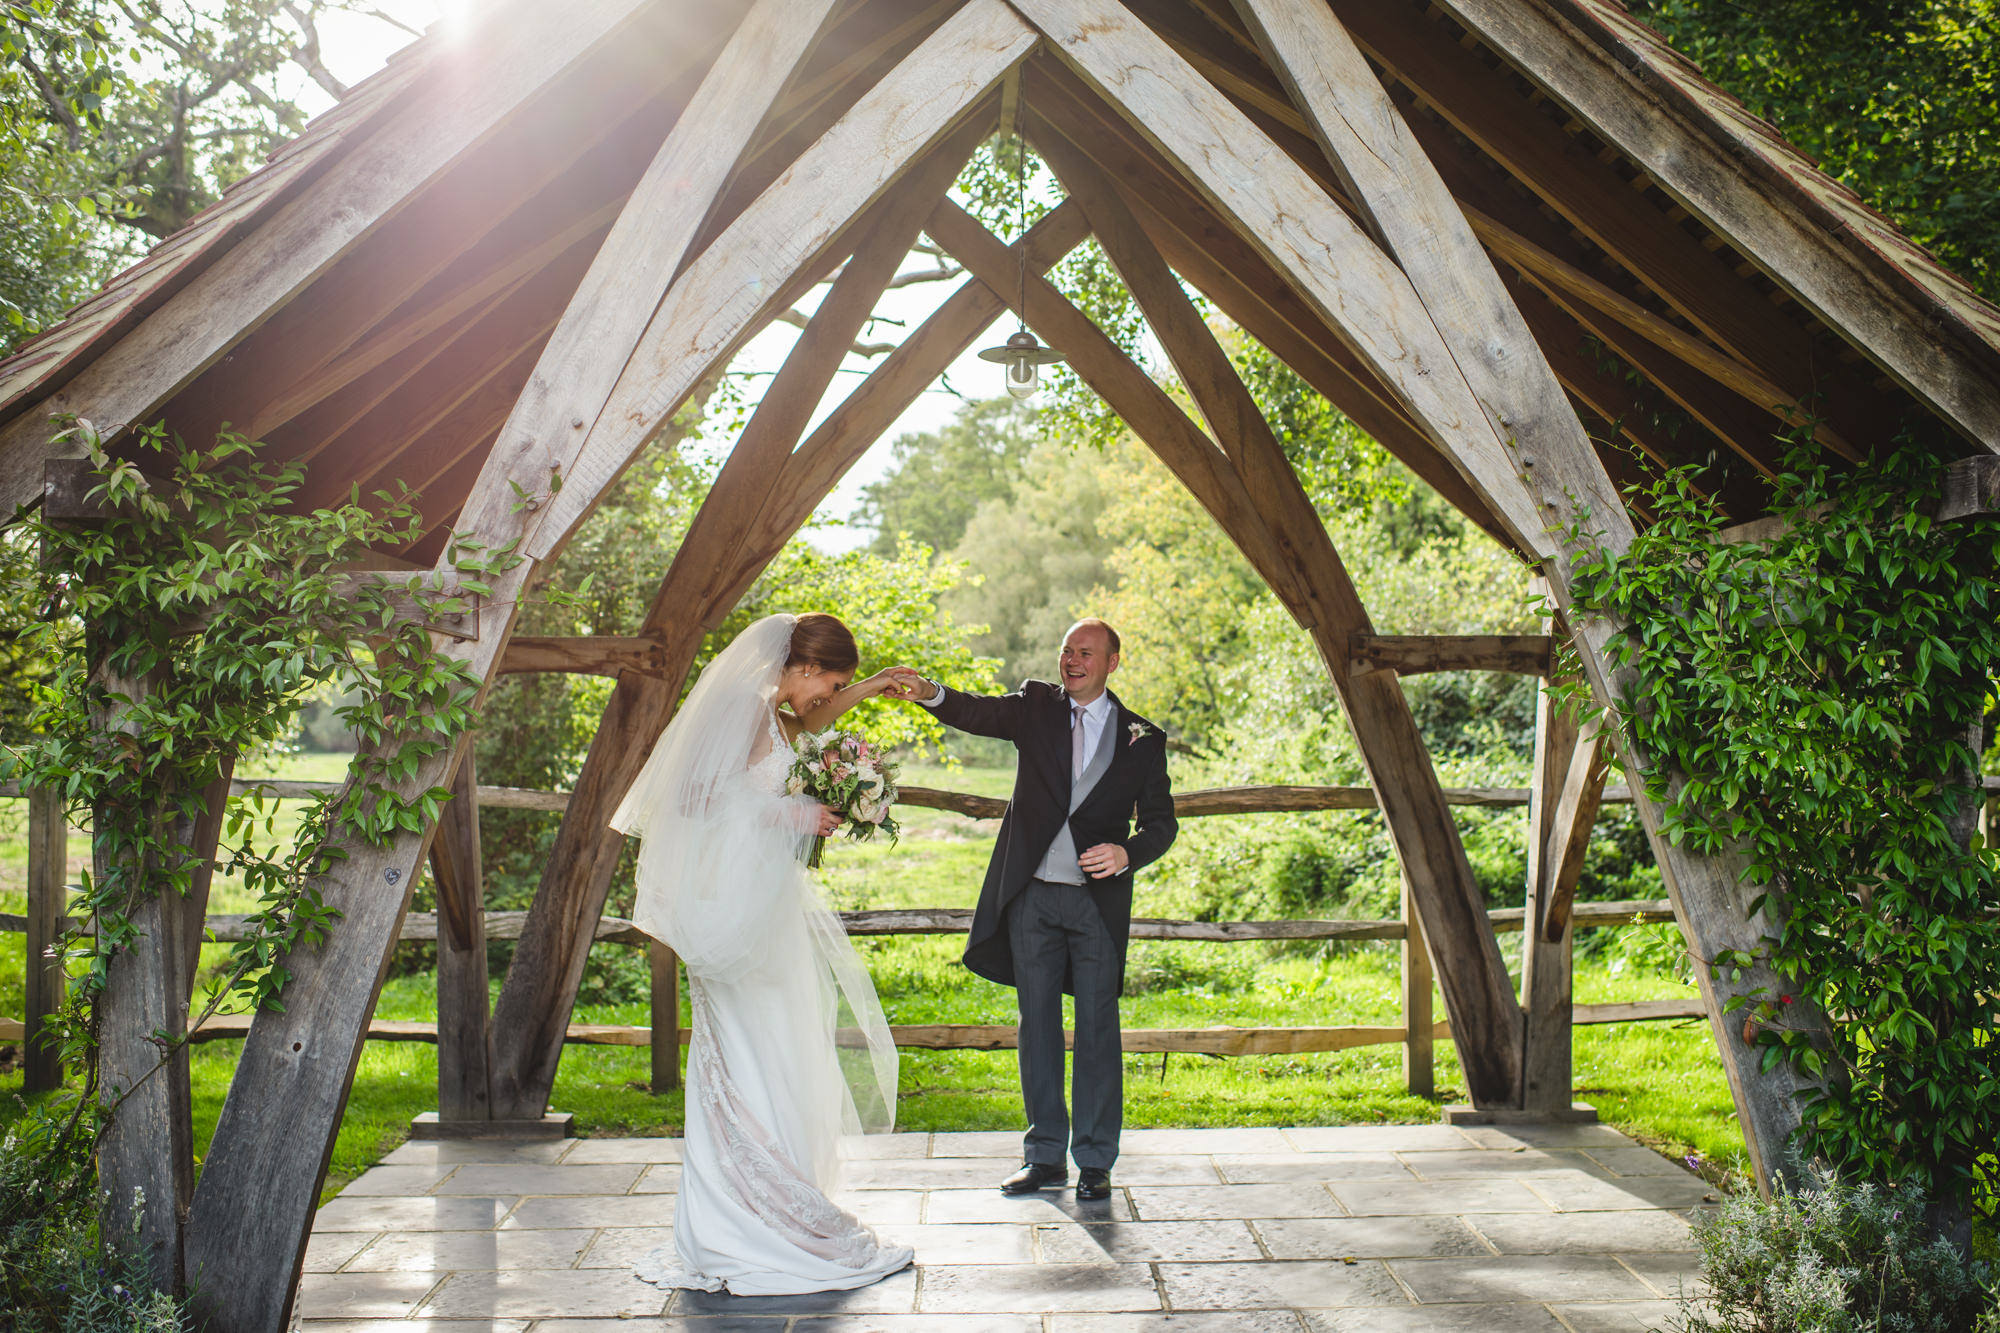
[[787, 612, 859, 673]]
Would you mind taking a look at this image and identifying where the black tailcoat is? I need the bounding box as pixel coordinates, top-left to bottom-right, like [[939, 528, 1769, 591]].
[[927, 680, 1177, 993]]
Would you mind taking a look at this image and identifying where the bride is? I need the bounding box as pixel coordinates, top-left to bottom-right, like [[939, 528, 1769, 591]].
[[611, 611, 916, 1296]]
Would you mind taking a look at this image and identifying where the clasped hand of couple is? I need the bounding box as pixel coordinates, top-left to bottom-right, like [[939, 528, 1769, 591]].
[[816, 666, 1129, 878]]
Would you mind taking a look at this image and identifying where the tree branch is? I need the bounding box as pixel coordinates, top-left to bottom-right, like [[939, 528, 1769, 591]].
[[16, 49, 83, 150], [769, 307, 897, 358], [284, 3, 348, 99]]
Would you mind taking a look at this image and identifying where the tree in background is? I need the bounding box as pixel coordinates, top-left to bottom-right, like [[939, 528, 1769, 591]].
[[943, 431, 1119, 689], [1626, 0, 2000, 302], [853, 396, 1036, 558]]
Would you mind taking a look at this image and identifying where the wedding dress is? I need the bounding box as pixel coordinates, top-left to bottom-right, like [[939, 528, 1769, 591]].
[[610, 614, 912, 1297]]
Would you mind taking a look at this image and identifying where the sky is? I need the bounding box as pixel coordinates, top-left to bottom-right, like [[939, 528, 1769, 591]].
[[298, 2, 1043, 555]]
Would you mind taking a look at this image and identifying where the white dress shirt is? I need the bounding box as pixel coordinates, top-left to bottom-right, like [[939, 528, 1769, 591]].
[[1068, 690, 1114, 778]]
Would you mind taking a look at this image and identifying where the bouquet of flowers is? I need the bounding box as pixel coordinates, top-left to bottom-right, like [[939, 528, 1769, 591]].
[[785, 726, 901, 868]]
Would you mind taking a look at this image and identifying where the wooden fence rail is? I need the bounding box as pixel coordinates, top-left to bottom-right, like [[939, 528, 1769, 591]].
[[2, 1003, 1707, 1058], [0, 896, 1680, 947], [0, 776, 1650, 817], [22, 774, 1986, 1095]]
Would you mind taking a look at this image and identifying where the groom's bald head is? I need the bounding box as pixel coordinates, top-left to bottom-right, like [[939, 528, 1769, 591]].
[[1058, 619, 1121, 702]]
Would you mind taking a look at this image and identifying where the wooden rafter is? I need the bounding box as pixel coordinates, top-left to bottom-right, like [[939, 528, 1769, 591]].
[[674, 0, 966, 274], [288, 244, 598, 510], [154, 46, 718, 457], [1307, 0, 1897, 455], [523, 1, 1037, 557], [485, 123, 994, 1116], [1129, 0, 1838, 471], [1022, 71, 1518, 550], [1226, 0, 1615, 548], [1024, 139, 1527, 1102], [713, 198, 1094, 608], [1497, 273, 1767, 519], [0, 0, 680, 515], [1429, 0, 2000, 450], [1011, 0, 1564, 553]]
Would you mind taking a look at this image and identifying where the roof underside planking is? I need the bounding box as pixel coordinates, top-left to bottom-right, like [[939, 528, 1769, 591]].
[[1, 0, 1996, 566]]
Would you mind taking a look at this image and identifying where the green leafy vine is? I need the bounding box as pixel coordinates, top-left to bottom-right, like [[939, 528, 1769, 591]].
[[6, 418, 480, 1103], [1567, 438, 2000, 1216]]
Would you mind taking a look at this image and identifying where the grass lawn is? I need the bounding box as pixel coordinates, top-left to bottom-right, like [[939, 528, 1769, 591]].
[[2, 754, 1746, 1201]]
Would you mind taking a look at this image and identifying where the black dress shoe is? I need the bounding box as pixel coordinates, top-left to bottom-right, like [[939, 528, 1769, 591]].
[[1001, 1162, 1067, 1194], [1076, 1167, 1112, 1200]]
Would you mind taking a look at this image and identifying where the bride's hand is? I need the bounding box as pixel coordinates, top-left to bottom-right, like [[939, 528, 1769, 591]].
[[874, 666, 930, 700], [814, 803, 844, 837]]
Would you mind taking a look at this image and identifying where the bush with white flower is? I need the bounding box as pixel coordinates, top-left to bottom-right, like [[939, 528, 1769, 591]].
[[786, 727, 900, 865]]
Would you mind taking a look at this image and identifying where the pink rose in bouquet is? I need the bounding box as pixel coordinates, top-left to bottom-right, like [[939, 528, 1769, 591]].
[[784, 726, 900, 867]]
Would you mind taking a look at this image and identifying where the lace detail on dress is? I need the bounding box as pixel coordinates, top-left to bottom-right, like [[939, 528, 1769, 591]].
[[686, 984, 887, 1272]]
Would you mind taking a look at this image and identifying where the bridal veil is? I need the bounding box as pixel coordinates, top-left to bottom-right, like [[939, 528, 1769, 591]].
[[610, 612, 899, 1137]]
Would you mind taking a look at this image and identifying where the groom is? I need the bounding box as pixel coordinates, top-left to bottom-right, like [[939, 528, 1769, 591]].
[[893, 619, 1176, 1200]]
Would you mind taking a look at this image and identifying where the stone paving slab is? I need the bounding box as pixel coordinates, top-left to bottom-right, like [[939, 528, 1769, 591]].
[[1033, 1219, 1263, 1265], [293, 1123, 1712, 1330], [1308, 1303, 1569, 1331], [1214, 1152, 1418, 1184], [1253, 1214, 1489, 1260]]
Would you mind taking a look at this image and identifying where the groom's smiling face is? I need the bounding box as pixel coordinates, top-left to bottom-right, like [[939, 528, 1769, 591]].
[[1057, 623, 1119, 704]]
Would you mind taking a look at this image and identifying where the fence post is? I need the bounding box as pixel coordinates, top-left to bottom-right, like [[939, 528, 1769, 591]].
[[1520, 674, 1578, 1113], [25, 786, 66, 1093], [1400, 875, 1434, 1099], [430, 748, 492, 1123], [649, 942, 681, 1092]]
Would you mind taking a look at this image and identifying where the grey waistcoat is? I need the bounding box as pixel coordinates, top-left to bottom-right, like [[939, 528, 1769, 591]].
[[1034, 709, 1117, 885]]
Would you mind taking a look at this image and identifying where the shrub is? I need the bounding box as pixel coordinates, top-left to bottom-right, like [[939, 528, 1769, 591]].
[[1678, 1163, 2000, 1333], [0, 1098, 190, 1332]]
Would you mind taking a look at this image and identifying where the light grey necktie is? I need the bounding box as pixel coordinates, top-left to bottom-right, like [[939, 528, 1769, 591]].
[[1071, 701, 1087, 781]]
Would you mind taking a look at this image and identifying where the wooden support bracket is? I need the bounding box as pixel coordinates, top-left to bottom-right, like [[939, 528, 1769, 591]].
[[1350, 633, 1555, 677]]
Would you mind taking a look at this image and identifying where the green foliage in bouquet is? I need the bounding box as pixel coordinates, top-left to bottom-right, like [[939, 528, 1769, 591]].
[[787, 726, 901, 854]]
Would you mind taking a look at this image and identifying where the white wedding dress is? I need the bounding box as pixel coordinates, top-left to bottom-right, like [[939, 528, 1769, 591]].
[[610, 615, 913, 1297]]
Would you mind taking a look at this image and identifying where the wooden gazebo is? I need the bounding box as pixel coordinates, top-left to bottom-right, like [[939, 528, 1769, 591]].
[[3, 0, 1997, 1327]]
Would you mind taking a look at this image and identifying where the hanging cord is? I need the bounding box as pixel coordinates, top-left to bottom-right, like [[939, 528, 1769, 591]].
[[1016, 131, 1029, 332]]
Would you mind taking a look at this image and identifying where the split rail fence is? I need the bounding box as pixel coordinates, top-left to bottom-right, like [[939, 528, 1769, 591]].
[[5, 769, 1769, 1099]]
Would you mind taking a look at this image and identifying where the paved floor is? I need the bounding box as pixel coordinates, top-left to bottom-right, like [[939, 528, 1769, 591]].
[[294, 1122, 1713, 1331]]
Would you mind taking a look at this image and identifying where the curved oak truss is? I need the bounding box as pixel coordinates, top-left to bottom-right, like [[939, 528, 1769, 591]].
[[2, 0, 1996, 1327]]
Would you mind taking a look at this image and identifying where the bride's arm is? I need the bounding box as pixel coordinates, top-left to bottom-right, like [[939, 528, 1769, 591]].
[[788, 669, 909, 733]]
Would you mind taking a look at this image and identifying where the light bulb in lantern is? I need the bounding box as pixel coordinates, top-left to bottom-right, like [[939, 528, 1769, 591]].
[[979, 329, 1064, 402]]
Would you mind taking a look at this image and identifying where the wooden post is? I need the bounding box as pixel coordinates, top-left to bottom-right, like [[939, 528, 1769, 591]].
[[24, 786, 67, 1093], [1400, 878, 1434, 1099], [648, 942, 680, 1092], [429, 746, 491, 1122], [92, 662, 229, 1294], [484, 117, 1012, 1120], [1520, 661, 1580, 1114], [184, 12, 1035, 1326], [938, 172, 1528, 1105]]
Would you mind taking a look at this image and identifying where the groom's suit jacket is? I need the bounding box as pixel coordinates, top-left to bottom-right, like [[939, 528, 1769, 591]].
[[928, 680, 1176, 994]]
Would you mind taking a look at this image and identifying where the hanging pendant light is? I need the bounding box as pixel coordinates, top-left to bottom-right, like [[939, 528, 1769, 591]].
[[977, 125, 1062, 400], [981, 328, 1065, 401]]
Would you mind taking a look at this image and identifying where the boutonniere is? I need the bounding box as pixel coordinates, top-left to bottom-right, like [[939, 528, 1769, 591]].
[[1127, 720, 1154, 747]]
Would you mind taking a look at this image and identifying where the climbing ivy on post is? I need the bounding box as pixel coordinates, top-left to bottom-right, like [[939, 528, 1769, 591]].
[[2, 419, 481, 1294], [1568, 440, 2000, 1221]]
